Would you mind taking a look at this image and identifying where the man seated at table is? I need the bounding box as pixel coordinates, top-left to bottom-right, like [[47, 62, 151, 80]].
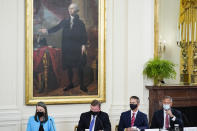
[[150, 96, 183, 130], [118, 96, 149, 131], [77, 100, 111, 131]]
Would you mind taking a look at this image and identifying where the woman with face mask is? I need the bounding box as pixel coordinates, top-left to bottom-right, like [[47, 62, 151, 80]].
[[26, 102, 56, 131]]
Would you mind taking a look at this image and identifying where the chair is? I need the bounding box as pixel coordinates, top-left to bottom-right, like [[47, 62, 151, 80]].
[[74, 125, 78, 131], [115, 125, 118, 131], [116, 125, 127, 131]]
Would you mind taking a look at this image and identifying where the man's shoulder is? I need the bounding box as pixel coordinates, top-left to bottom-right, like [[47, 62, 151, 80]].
[[121, 110, 131, 116], [74, 17, 85, 25], [172, 108, 182, 114], [99, 111, 109, 116], [138, 110, 147, 117], [80, 111, 90, 116], [153, 109, 163, 115]]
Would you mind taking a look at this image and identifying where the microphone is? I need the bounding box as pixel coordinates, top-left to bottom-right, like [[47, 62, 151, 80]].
[[50, 118, 55, 131]]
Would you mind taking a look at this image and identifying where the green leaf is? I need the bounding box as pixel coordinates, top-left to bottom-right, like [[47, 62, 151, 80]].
[[143, 58, 176, 83]]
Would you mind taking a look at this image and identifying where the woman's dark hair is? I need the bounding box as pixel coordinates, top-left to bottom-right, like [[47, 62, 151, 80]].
[[34, 102, 48, 123]]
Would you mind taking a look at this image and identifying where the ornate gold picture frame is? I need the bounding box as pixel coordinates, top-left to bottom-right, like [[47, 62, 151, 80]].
[[25, 0, 106, 105]]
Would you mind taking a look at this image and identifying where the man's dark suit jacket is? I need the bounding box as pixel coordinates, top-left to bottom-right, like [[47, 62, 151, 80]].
[[150, 108, 183, 129], [48, 15, 87, 69], [118, 110, 149, 131], [77, 111, 111, 131]]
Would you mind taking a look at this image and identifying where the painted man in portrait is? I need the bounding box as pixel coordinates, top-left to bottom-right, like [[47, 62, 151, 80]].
[[40, 3, 88, 92]]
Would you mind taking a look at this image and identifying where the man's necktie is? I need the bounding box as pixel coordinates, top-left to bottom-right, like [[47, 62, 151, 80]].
[[89, 116, 95, 131], [165, 114, 169, 129], [131, 113, 135, 127]]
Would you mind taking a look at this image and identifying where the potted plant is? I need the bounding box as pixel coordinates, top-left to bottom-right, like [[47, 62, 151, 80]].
[[143, 58, 176, 85]]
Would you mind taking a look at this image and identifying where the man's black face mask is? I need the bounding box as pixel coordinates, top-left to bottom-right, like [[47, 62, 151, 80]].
[[90, 111, 100, 116], [130, 104, 138, 110]]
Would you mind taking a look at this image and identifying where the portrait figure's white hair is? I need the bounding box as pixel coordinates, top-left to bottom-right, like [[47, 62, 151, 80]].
[[69, 3, 79, 13]]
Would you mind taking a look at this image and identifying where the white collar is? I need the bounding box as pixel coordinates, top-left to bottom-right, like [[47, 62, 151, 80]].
[[131, 109, 138, 117], [70, 15, 74, 19]]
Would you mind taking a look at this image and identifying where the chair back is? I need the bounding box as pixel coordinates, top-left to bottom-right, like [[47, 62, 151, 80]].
[[115, 125, 118, 131], [74, 125, 78, 131]]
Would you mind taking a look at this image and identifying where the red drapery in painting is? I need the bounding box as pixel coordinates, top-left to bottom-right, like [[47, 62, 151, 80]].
[[33, 46, 62, 80]]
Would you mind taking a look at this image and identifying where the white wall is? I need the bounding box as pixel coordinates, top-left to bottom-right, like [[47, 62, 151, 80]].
[[0, 0, 154, 130], [159, 0, 180, 84]]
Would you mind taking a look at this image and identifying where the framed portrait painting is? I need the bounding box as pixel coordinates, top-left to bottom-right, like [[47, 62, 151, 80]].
[[25, 0, 106, 104]]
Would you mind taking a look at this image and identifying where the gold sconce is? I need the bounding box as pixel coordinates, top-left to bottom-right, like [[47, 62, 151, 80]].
[[158, 36, 166, 58]]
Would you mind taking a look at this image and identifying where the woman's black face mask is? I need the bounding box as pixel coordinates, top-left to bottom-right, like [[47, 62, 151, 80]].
[[37, 112, 44, 117]]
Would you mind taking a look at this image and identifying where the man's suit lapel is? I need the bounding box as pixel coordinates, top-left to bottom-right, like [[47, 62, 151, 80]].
[[171, 108, 176, 115], [64, 17, 71, 30], [94, 113, 103, 131], [134, 111, 140, 126], [170, 108, 176, 127], [94, 116, 100, 131], [161, 110, 164, 127], [86, 112, 92, 127], [127, 110, 131, 126]]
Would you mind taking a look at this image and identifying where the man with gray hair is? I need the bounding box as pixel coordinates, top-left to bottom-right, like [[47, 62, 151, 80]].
[[40, 3, 88, 92], [150, 96, 183, 130]]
